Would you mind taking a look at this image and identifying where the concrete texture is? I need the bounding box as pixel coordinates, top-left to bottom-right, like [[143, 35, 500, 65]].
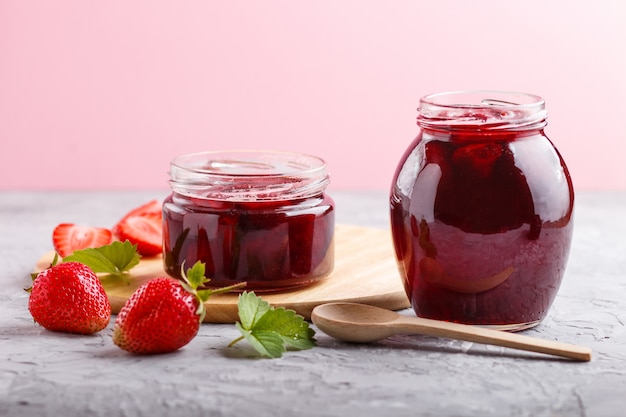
[[1, 190, 625, 417]]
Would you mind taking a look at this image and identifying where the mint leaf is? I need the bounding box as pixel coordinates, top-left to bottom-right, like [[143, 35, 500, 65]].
[[63, 240, 140, 277], [230, 291, 316, 358]]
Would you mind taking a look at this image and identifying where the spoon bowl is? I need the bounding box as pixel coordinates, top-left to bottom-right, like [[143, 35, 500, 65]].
[[311, 302, 592, 361], [311, 302, 406, 343]]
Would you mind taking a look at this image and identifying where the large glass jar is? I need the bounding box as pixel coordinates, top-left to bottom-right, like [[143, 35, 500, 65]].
[[390, 91, 574, 331], [163, 150, 335, 292]]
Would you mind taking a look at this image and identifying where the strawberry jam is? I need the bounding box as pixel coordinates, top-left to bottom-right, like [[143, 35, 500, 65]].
[[163, 151, 335, 291], [390, 91, 574, 330]]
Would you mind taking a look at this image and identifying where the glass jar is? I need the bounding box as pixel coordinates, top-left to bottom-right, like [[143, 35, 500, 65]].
[[163, 150, 335, 292], [390, 91, 574, 331]]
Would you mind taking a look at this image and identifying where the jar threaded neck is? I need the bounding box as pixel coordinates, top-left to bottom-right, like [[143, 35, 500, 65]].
[[168, 150, 330, 201], [417, 91, 547, 131]]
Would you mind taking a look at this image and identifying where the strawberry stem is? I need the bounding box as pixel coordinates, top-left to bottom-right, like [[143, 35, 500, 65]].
[[206, 281, 247, 296], [228, 335, 244, 347], [181, 261, 247, 324]]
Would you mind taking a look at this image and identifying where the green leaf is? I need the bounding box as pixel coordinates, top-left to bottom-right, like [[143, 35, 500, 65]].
[[184, 261, 209, 290], [235, 323, 286, 358], [63, 240, 140, 277], [237, 291, 272, 330], [230, 292, 316, 358], [254, 308, 316, 350]]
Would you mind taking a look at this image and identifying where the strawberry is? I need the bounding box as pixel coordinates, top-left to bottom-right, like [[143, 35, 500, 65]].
[[114, 213, 162, 256], [112, 262, 244, 354], [115, 199, 162, 222], [52, 223, 113, 257], [28, 262, 111, 334], [112, 277, 201, 354], [113, 200, 163, 257]]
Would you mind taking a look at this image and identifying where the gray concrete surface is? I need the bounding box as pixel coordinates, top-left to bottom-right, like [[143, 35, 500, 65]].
[[1, 190, 625, 417]]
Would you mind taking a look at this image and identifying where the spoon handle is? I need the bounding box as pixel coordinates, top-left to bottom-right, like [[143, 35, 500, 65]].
[[396, 316, 592, 361]]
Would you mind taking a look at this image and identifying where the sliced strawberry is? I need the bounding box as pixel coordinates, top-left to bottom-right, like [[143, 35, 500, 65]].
[[52, 223, 114, 257], [120, 199, 162, 219], [115, 213, 162, 257], [113, 200, 163, 236]]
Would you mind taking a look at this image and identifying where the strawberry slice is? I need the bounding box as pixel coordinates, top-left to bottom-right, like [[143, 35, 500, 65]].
[[52, 223, 114, 257], [115, 213, 162, 257], [120, 199, 162, 219], [113, 200, 162, 235], [112, 200, 163, 232]]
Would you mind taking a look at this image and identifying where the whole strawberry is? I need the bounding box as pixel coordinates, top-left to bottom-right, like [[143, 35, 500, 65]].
[[28, 261, 111, 334], [112, 262, 244, 354]]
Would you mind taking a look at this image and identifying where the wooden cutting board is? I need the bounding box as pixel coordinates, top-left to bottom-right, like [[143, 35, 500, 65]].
[[35, 224, 410, 323]]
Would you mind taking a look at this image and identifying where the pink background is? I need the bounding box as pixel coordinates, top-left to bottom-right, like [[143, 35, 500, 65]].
[[1, 1, 625, 192]]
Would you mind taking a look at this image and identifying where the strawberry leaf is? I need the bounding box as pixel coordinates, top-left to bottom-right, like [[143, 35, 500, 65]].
[[230, 291, 316, 358], [235, 323, 286, 358], [237, 290, 272, 330], [63, 240, 140, 277], [254, 308, 316, 350], [184, 261, 210, 290], [179, 261, 245, 323]]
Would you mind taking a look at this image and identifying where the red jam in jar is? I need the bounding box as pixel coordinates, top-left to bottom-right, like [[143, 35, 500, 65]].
[[163, 150, 335, 291], [390, 91, 574, 331]]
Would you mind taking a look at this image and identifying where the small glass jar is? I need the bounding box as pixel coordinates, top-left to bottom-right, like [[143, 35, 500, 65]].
[[163, 150, 335, 292], [390, 91, 574, 331]]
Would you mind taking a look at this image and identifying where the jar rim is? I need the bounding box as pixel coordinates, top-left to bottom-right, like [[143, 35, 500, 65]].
[[168, 150, 330, 201], [418, 90, 547, 131]]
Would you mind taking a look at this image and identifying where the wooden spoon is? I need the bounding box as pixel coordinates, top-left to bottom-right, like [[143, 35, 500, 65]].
[[311, 303, 592, 362]]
